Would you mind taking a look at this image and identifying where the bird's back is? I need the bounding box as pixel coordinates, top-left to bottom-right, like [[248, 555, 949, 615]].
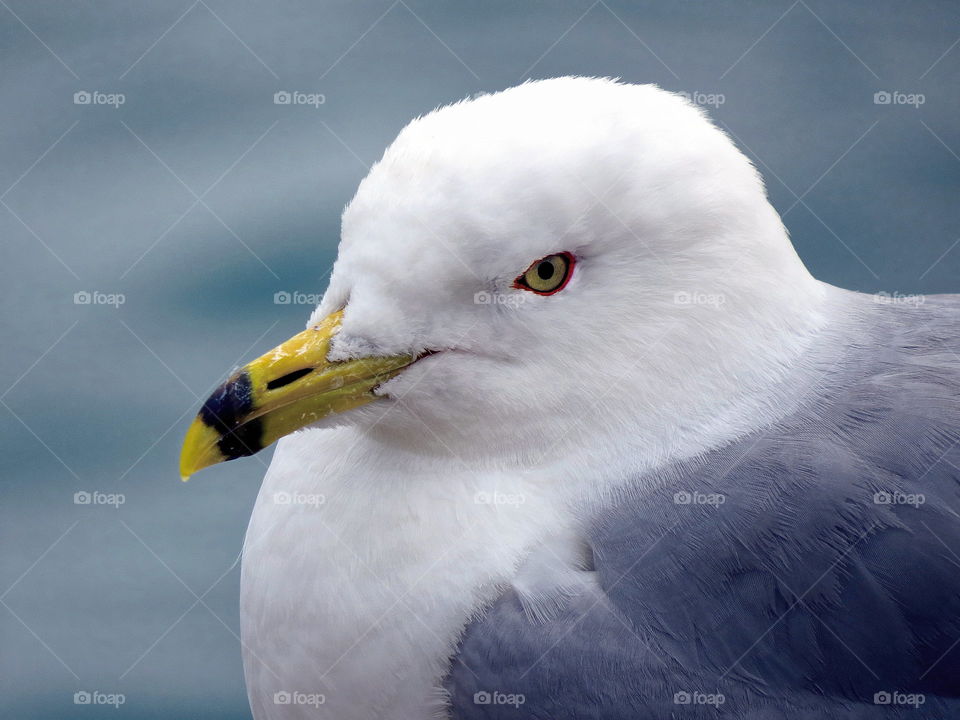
[[446, 293, 960, 719]]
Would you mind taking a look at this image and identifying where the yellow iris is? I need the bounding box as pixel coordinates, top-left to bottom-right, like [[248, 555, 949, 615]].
[[519, 253, 571, 294]]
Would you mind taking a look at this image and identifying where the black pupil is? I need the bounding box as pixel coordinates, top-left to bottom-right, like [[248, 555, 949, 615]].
[[537, 261, 555, 280]]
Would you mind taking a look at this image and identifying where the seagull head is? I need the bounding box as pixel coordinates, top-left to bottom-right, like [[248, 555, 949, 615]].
[[180, 77, 826, 479]]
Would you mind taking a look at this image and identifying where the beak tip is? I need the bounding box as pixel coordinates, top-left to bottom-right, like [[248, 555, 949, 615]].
[[179, 416, 225, 481]]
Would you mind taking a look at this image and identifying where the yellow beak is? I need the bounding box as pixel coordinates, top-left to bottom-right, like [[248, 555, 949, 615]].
[[179, 310, 413, 480]]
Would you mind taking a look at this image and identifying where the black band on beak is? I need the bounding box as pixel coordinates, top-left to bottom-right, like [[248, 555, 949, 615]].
[[198, 371, 264, 460]]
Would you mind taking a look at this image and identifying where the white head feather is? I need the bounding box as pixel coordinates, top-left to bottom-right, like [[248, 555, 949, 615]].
[[309, 76, 827, 472]]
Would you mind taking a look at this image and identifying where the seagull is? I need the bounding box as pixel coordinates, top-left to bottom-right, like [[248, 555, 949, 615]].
[[180, 77, 960, 719]]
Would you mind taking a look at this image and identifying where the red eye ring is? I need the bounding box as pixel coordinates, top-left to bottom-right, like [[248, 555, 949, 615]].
[[512, 252, 575, 296]]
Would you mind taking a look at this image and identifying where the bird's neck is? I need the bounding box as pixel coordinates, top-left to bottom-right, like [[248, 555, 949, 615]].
[[608, 276, 843, 480]]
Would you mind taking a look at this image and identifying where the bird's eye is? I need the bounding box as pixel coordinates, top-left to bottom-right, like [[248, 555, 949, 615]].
[[513, 252, 574, 295]]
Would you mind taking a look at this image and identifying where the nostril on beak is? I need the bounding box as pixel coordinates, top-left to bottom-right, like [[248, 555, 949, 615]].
[[266, 368, 314, 390]]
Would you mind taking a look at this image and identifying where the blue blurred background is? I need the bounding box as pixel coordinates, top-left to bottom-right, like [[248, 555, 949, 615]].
[[1, 1, 958, 717]]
